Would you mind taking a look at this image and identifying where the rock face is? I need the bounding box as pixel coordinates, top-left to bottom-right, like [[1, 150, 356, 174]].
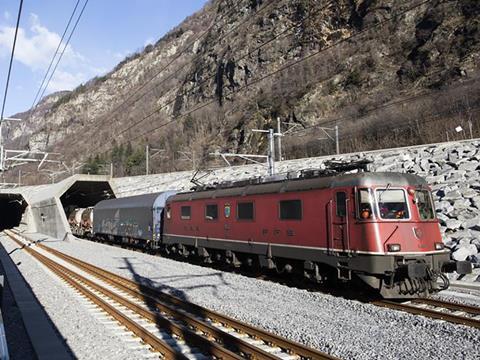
[[5, 0, 480, 180], [114, 138, 480, 281]]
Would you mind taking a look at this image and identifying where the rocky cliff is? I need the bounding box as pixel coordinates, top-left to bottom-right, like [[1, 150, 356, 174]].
[[5, 0, 480, 183]]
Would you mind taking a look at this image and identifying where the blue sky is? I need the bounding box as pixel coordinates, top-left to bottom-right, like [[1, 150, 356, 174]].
[[0, 0, 208, 117]]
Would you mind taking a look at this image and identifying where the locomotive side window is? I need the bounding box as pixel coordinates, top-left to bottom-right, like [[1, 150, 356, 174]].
[[357, 189, 374, 220], [279, 200, 302, 220], [335, 192, 346, 217], [376, 189, 409, 220], [415, 190, 435, 220], [205, 204, 218, 220], [181, 206, 191, 220], [237, 202, 254, 220]]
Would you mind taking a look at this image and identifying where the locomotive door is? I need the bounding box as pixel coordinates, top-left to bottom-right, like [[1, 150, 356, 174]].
[[331, 191, 350, 252], [223, 202, 232, 240]]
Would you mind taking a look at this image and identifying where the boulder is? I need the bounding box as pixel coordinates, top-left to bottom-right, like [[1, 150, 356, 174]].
[[436, 201, 454, 213], [452, 244, 478, 261], [462, 218, 480, 231], [446, 218, 462, 230], [461, 188, 478, 198], [470, 196, 480, 209], [450, 229, 475, 241], [445, 171, 466, 182], [426, 175, 445, 184], [436, 212, 449, 225], [443, 190, 463, 201], [458, 161, 479, 172], [453, 198, 472, 210]]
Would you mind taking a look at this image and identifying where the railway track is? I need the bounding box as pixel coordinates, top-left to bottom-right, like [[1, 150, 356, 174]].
[[3, 230, 337, 360], [372, 298, 480, 329]]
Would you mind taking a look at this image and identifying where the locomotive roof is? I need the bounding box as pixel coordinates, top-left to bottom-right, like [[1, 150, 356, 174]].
[[95, 191, 176, 210], [170, 172, 428, 202]]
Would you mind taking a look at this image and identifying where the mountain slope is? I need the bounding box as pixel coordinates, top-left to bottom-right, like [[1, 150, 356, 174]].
[[7, 0, 480, 182]]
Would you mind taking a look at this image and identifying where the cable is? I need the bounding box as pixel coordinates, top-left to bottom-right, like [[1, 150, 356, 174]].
[[123, 0, 433, 146], [91, 0, 278, 139], [1, 0, 24, 121], [99, 0, 335, 146], [30, 0, 82, 112], [287, 72, 480, 136], [36, 0, 90, 107]]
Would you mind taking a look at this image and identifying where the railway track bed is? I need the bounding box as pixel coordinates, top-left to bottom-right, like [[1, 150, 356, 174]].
[[4, 229, 480, 360], [4, 230, 335, 360], [373, 298, 480, 329]]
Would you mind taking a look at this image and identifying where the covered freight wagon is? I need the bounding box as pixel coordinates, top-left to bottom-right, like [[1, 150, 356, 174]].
[[93, 191, 176, 248]]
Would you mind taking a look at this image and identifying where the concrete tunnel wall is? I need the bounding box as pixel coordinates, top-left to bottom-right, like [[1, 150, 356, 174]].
[[30, 198, 70, 239], [0, 175, 115, 238]]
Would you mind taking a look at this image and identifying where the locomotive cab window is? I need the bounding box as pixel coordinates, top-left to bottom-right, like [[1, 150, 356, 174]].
[[181, 206, 191, 220], [279, 200, 302, 220], [335, 192, 347, 217], [357, 188, 374, 220], [237, 202, 254, 220], [376, 189, 409, 220], [205, 204, 218, 220], [415, 190, 435, 220]]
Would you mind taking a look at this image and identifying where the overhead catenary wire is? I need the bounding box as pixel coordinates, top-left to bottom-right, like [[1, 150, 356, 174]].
[[1, 0, 24, 121], [336, 103, 480, 142], [286, 71, 480, 137], [29, 0, 82, 112], [89, 0, 281, 144], [92, 0, 335, 150], [121, 0, 433, 146], [35, 0, 90, 108]]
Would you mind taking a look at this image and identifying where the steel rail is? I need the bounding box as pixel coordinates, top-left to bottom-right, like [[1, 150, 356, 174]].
[[411, 298, 480, 316], [39, 248, 279, 359], [373, 300, 480, 329], [4, 232, 189, 359], [10, 230, 337, 360]]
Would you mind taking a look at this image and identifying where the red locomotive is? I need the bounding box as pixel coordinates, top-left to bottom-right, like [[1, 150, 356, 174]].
[[163, 169, 471, 298]]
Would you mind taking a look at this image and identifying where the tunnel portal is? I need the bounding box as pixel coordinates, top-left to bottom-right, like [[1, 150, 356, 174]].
[[60, 180, 115, 219], [0, 194, 28, 231]]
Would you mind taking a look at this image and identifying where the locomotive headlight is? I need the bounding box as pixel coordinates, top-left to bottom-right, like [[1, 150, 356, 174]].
[[435, 242, 445, 250], [387, 244, 401, 252]]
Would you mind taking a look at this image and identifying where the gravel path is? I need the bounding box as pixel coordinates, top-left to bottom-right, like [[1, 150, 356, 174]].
[[0, 234, 162, 360], [38, 234, 480, 360]]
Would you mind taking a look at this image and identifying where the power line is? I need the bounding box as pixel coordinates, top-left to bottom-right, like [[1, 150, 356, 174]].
[[36, 0, 90, 107], [1, 0, 24, 121], [30, 0, 82, 112], [337, 103, 480, 142], [90, 0, 280, 143], [121, 0, 433, 146], [97, 0, 335, 147], [287, 73, 480, 136]]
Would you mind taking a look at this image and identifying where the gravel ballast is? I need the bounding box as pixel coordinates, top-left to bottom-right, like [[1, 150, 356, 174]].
[[36, 234, 480, 360]]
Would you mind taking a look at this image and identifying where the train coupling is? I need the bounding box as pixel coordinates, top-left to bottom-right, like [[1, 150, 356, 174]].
[[442, 260, 472, 275]]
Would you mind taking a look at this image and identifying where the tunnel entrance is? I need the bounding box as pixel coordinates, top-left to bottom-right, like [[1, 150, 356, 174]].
[[60, 180, 115, 219], [0, 194, 28, 231]]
